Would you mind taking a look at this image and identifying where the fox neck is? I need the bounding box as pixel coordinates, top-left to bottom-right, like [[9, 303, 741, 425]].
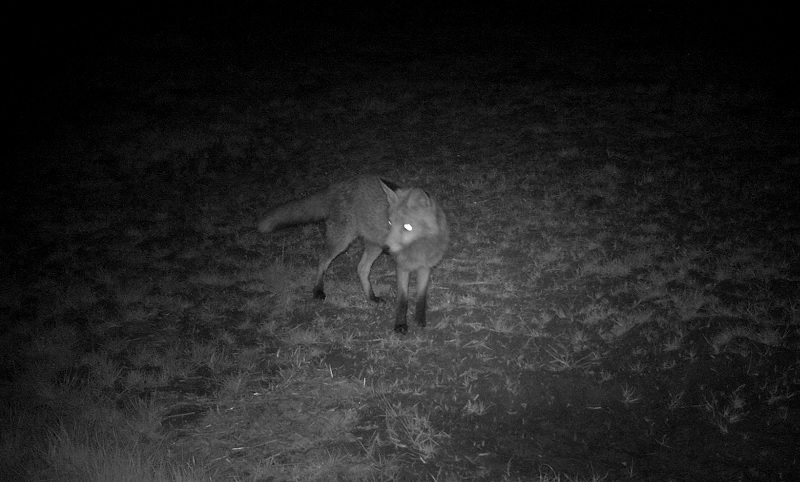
[[390, 234, 448, 270]]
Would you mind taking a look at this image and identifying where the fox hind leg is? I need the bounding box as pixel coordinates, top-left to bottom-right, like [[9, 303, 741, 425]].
[[358, 243, 384, 302], [313, 228, 354, 300]]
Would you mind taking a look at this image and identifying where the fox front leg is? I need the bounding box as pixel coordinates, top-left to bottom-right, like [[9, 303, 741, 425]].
[[413, 267, 431, 328], [394, 268, 410, 334]]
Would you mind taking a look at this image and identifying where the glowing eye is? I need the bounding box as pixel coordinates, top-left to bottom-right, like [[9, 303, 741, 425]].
[[403, 223, 413, 231]]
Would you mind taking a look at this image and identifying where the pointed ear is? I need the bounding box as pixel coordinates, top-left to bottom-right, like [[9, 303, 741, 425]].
[[407, 188, 432, 208], [380, 180, 399, 205]]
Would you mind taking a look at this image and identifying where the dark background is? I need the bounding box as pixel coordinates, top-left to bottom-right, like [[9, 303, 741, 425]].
[[9, 1, 797, 189], [14, 2, 796, 98]]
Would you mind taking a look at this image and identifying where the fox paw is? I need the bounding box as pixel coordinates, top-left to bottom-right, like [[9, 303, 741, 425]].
[[394, 324, 408, 335]]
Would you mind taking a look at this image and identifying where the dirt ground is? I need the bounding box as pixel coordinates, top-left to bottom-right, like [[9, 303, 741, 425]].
[[6, 4, 799, 481]]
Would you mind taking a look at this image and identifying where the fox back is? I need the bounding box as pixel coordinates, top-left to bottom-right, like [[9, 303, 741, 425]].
[[258, 176, 390, 246]]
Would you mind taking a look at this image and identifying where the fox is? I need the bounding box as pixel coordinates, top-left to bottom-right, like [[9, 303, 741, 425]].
[[257, 175, 449, 334]]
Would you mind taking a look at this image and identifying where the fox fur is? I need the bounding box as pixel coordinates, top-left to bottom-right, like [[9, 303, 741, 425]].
[[257, 175, 449, 333]]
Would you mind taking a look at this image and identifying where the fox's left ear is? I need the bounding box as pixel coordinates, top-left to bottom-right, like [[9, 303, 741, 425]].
[[380, 180, 399, 205]]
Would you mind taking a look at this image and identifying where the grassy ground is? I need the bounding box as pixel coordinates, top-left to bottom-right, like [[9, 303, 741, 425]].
[[4, 19, 800, 481]]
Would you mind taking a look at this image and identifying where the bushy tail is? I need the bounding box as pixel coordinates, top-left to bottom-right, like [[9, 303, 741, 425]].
[[257, 189, 331, 233]]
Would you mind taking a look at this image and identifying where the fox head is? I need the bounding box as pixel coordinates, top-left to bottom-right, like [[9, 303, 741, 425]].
[[380, 181, 440, 254]]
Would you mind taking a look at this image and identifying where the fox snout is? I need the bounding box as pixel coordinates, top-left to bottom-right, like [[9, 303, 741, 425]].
[[382, 242, 401, 254], [383, 230, 405, 254]]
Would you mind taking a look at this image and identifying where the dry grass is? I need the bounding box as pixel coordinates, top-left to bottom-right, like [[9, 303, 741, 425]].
[[4, 19, 799, 481]]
